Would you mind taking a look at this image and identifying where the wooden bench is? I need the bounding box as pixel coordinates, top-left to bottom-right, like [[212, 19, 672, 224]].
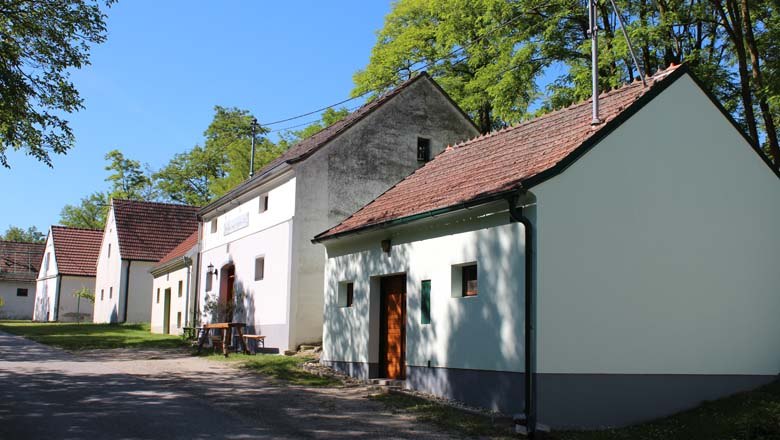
[[242, 335, 266, 354]]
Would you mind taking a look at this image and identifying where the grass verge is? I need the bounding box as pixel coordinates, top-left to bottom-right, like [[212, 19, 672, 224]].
[[371, 391, 515, 439], [0, 320, 188, 350], [556, 379, 780, 440], [207, 353, 341, 387]]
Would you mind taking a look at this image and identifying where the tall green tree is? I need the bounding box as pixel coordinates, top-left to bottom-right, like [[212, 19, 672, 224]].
[[104, 149, 155, 201], [277, 107, 350, 148], [155, 144, 226, 206], [206, 106, 285, 197], [0, 0, 114, 168], [59, 191, 109, 229], [2, 225, 45, 243]]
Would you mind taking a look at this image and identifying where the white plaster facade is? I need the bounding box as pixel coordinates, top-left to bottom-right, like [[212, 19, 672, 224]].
[[0, 280, 36, 319], [320, 72, 780, 428], [151, 266, 191, 335]]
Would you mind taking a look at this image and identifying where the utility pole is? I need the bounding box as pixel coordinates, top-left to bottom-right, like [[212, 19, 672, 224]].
[[249, 117, 259, 179]]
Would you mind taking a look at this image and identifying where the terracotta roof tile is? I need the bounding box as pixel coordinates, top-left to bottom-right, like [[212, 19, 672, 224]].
[[0, 240, 44, 282], [50, 226, 103, 277], [112, 199, 199, 262], [156, 231, 198, 266], [318, 65, 684, 240]]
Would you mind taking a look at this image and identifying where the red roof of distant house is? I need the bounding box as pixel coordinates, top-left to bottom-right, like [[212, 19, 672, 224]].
[[49, 226, 103, 277], [201, 72, 476, 214], [0, 240, 45, 282], [156, 231, 198, 266], [317, 65, 685, 240], [112, 199, 199, 262]]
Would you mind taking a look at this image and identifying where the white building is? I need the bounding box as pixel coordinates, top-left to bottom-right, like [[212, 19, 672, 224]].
[[0, 241, 44, 320], [315, 65, 780, 429], [93, 199, 199, 324], [150, 231, 198, 335], [34, 226, 103, 322], [197, 72, 479, 351]]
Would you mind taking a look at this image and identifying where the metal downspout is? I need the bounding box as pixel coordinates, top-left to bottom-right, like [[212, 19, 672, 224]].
[[192, 222, 202, 327], [54, 274, 63, 321], [508, 193, 536, 437]]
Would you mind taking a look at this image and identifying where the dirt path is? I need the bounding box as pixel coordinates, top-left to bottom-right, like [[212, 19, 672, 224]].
[[0, 331, 454, 439]]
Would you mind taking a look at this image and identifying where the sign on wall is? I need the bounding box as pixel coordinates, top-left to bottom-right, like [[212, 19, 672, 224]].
[[224, 212, 250, 235]]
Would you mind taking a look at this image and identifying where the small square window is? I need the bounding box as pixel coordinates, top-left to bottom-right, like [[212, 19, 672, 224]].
[[338, 281, 354, 307], [210, 219, 218, 234], [178, 280, 183, 297], [156, 288, 160, 304], [451, 263, 478, 298], [259, 195, 269, 213], [109, 287, 113, 299], [177, 312, 182, 328], [16, 288, 28, 297], [421, 280, 431, 324], [417, 137, 431, 162], [255, 256, 265, 281]]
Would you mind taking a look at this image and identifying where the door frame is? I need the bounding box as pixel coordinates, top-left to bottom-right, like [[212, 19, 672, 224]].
[[379, 274, 407, 379], [163, 288, 172, 334]]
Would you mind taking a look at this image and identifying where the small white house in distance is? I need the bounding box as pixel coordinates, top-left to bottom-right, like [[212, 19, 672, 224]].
[[314, 64, 780, 429], [93, 199, 199, 324], [0, 241, 44, 319], [150, 231, 198, 335], [197, 72, 479, 352], [34, 226, 103, 322]]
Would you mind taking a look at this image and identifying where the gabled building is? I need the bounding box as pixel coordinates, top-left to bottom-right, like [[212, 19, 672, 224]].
[[314, 65, 780, 429], [93, 199, 199, 324], [34, 226, 103, 322], [197, 72, 479, 351], [150, 231, 198, 335], [0, 241, 44, 320]]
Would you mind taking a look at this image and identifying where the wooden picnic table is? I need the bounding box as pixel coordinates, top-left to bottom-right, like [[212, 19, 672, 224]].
[[196, 322, 250, 357]]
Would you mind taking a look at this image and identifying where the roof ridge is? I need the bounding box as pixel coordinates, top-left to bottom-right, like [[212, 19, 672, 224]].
[[51, 225, 103, 232], [112, 198, 199, 209]]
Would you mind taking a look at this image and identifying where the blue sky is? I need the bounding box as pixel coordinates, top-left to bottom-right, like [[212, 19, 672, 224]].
[[0, 1, 391, 233]]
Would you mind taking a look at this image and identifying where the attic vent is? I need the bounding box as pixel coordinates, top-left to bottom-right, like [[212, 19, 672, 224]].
[[417, 137, 431, 162]]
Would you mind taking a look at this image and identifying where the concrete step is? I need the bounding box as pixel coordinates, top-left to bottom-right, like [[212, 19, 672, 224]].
[[369, 378, 405, 388]]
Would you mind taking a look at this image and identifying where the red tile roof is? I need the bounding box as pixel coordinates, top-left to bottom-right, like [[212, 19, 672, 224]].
[[156, 231, 198, 266], [317, 65, 685, 240], [201, 72, 476, 214], [50, 226, 103, 277], [0, 241, 45, 282], [112, 199, 199, 262]]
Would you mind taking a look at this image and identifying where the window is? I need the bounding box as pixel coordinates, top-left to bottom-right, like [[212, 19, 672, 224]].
[[156, 288, 160, 304], [210, 219, 218, 233], [101, 289, 105, 301], [421, 280, 431, 324], [178, 281, 183, 297], [259, 194, 269, 213], [462, 264, 478, 296], [451, 263, 478, 298], [44, 252, 50, 271], [108, 243, 111, 258], [338, 281, 354, 307], [16, 288, 28, 297], [254, 256, 265, 281], [205, 272, 213, 292], [417, 137, 431, 162], [177, 312, 182, 328], [109, 287, 113, 299]]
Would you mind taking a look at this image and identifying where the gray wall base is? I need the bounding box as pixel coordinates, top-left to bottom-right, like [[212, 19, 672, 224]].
[[322, 360, 378, 380]]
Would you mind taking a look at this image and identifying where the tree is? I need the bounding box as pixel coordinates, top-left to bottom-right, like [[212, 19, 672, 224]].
[[72, 287, 95, 323], [59, 191, 109, 229], [0, 1, 114, 168], [104, 149, 155, 201], [205, 106, 286, 197], [277, 107, 350, 148], [2, 225, 44, 243], [155, 144, 226, 206]]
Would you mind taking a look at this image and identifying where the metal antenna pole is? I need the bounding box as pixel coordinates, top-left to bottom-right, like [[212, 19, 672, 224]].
[[589, 0, 600, 124], [249, 117, 258, 179], [609, 0, 647, 86]]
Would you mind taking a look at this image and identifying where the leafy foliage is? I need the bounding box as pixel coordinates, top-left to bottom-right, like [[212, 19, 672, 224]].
[[154, 144, 226, 206], [59, 191, 109, 230], [277, 107, 350, 148], [2, 225, 45, 243], [0, 0, 114, 168], [72, 287, 95, 303], [104, 149, 155, 201]]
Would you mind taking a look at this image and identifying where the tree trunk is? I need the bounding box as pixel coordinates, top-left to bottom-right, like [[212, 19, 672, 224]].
[[740, 0, 780, 165]]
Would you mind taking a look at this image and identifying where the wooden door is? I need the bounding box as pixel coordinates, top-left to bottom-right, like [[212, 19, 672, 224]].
[[380, 275, 406, 379], [163, 288, 171, 334]]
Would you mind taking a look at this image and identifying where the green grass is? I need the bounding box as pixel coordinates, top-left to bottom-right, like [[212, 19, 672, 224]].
[[208, 353, 342, 387], [0, 320, 188, 350], [556, 379, 780, 440], [371, 391, 515, 439]]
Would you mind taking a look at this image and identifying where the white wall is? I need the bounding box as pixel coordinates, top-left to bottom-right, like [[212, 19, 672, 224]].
[[93, 208, 123, 323], [125, 260, 155, 323], [56, 276, 95, 322], [532, 74, 780, 376], [323, 208, 526, 372], [0, 280, 35, 319], [34, 232, 57, 321], [151, 266, 190, 334]]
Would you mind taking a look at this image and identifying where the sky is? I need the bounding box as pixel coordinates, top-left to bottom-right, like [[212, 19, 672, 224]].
[[0, 1, 392, 234]]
